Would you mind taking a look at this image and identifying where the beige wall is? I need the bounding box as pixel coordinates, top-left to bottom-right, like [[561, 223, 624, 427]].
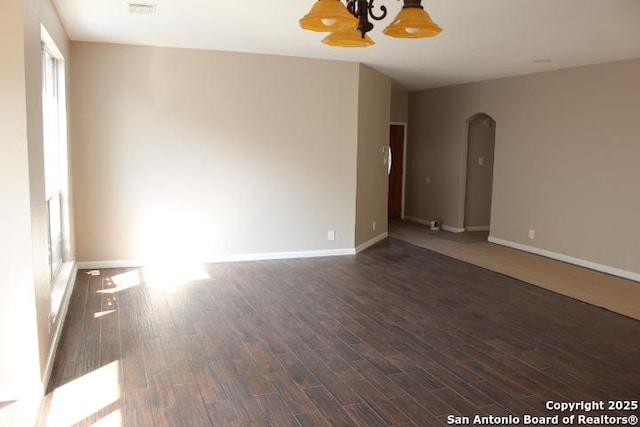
[[407, 58, 640, 275], [390, 85, 408, 124], [0, 0, 41, 398], [355, 65, 392, 247], [0, 0, 71, 399], [71, 43, 361, 263]]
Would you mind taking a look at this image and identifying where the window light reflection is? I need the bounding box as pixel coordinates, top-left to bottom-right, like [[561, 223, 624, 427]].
[[99, 270, 142, 294], [93, 309, 117, 319]]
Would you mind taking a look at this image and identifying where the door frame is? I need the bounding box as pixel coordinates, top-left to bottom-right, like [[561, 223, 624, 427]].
[[389, 122, 408, 219]]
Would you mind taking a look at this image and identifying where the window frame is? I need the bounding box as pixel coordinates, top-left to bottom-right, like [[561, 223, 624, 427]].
[[41, 27, 70, 283]]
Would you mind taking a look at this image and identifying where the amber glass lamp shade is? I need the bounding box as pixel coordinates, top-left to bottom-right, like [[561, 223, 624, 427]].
[[322, 29, 375, 47], [300, 0, 358, 33], [383, 6, 442, 38]]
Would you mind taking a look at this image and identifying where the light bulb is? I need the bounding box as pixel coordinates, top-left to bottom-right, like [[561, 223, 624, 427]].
[[321, 18, 338, 26], [405, 27, 420, 34]]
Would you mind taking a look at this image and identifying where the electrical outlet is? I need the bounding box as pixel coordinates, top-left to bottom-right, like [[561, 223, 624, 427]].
[[327, 230, 335, 241], [478, 157, 484, 166], [372, 221, 376, 231], [528, 229, 535, 239]]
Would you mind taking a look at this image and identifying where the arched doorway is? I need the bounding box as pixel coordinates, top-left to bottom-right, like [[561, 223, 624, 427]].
[[464, 114, 496, 231]]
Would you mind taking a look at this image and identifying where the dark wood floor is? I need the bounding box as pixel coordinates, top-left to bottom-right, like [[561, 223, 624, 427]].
[[43, 238, 640, 426]]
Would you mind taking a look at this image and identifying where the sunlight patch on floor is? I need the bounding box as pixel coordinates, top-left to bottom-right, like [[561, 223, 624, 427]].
[[0, 397, 42, 427], [94, 309, 117, 319], [143, 262, 210, 289], [89, 404, 123, 426], [45, 360, 122, 426], [101, 270, 142, 293]]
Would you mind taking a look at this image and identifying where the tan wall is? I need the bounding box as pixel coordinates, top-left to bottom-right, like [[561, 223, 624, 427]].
[[0, 0, 71, 399], [407, 58, 640, 274], [0, 0, 41, 398], [390, 85, 408, 123], [464, 114, 495, 228], [355, 65, 391, 247], [71, 43, 360, 262]]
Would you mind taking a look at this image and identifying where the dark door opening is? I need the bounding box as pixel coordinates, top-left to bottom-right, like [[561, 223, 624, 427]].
[[388, 124, 405, 220]]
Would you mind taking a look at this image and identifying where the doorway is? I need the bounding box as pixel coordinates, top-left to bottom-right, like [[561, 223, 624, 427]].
[[463, 114, 496, 231], [388, 124, 405, 220]]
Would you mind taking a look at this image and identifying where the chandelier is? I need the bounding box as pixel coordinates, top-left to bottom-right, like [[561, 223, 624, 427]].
[[300, 0, 442, 47]]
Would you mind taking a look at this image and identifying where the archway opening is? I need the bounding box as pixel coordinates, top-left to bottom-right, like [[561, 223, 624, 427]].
[[463, 113, 496, 232]]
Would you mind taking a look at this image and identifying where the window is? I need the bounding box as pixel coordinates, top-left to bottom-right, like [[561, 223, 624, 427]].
[[41, 30, 68, 282]]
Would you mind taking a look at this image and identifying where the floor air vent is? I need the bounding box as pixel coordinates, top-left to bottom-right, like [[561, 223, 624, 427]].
[[128, 3, 156, 14]]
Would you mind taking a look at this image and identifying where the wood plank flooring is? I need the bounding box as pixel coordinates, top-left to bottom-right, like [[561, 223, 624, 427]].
[[390, 219, 640, 320], [42, 238, 640, 426]]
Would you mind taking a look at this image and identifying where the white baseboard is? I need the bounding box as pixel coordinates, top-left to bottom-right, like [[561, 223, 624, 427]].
[[207, 248, 358, 263], [77, 259, 146, 269], [42, 262, 78, 393], [488, 236, 640, 283], [356, 232, 388, 253], [466, 225, 490, 232], [77, 248, 358, 270], [404, 216, 431, 226], [442, 225, 465, 233], [405, 216, 465, 233]]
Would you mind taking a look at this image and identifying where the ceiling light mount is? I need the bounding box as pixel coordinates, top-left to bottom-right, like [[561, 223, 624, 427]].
[[300, 0, 442, 47], [347, 0, 387, 39]]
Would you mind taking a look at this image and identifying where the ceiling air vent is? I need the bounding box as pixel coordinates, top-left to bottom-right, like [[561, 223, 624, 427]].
[[128, 3, 156, 14]]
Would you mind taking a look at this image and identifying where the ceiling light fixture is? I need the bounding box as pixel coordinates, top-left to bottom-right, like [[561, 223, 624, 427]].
[[300, 0, 442, 48]]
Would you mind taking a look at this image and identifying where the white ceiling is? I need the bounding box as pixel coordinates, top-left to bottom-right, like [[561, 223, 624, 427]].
[[52, 0, 640, 91]]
